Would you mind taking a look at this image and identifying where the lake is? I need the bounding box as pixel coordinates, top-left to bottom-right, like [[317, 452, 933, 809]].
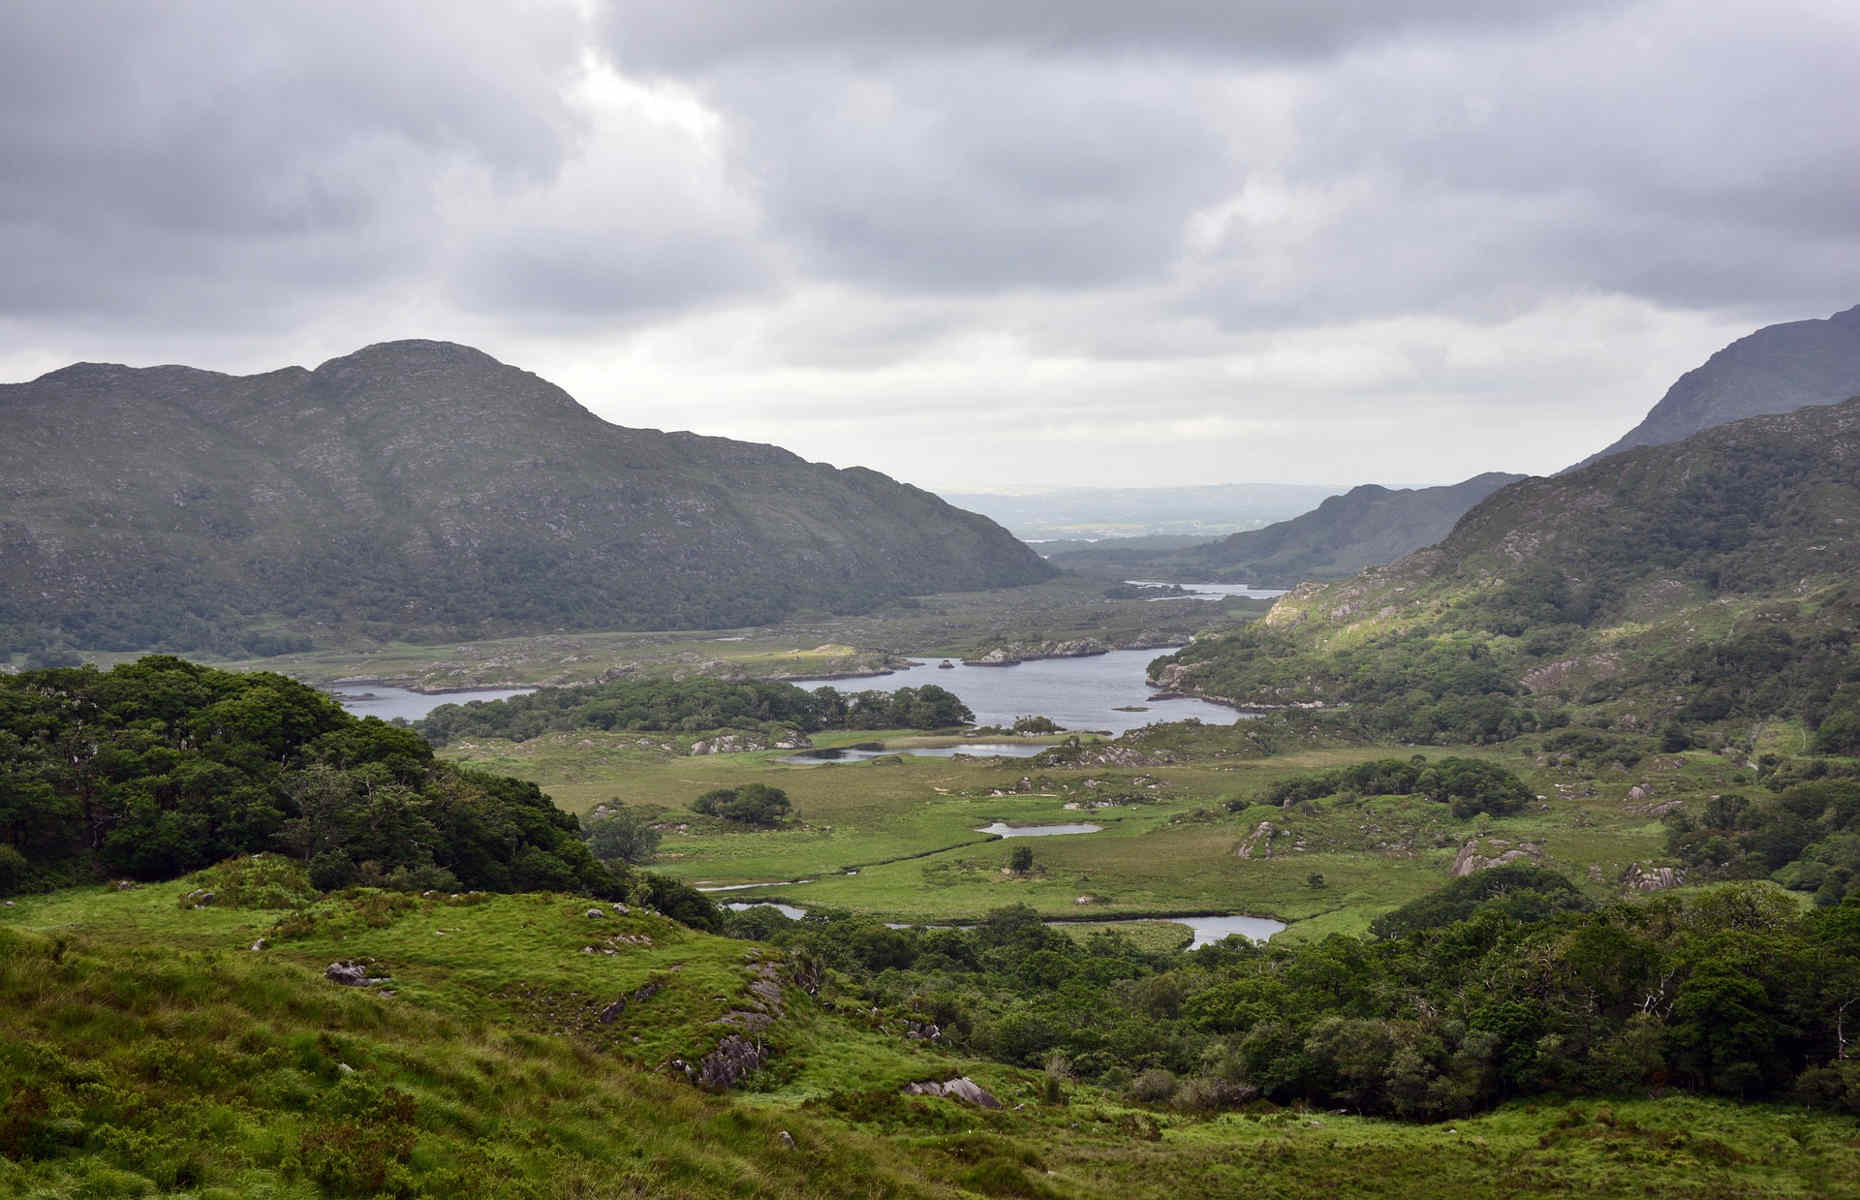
[[787, 647, 1240, 734], [330, 684, 537, 722]]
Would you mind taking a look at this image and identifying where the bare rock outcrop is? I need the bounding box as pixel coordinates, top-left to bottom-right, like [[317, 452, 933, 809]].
[[1450, 838, 1544, 877], [1236, 821, 1275, 860], [692, 1035, 769, 1089], [1623, 863, 1685, 893], [325, 961, 388, 987], [903, 1076, 1002, 1108]]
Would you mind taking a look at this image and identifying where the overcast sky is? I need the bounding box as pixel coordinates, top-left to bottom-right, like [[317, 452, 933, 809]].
[[3, 1, 1856, 492]]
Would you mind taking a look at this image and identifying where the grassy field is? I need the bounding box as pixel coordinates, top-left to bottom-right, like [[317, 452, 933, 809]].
[[430, 722, 1757, 939], [5, 869, 1856, 1200]]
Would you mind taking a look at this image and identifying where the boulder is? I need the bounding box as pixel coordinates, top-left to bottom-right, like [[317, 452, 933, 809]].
[[325, 961, 371, 987], [694, 1034, 769, 1089], [1235, 821, 1275, 860], [1450, 838, 1544, 877], [1623, 863, 1684, 893], [902, 1076, 1002, 1108]]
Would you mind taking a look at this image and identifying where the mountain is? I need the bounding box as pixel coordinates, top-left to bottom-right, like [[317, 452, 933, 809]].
[[0, 340, 1052, 653], [1049, 472, 1526, 587], [1572, 303, 1860, 470], [1153, 399, 1860, 739], [943, 482, 1342, 540]]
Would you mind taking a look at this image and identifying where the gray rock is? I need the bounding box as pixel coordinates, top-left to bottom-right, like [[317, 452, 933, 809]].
[[1235, 821, 1275, 860], [695, 1035, 769, 1089], [325, 961, 370, 986], [902, 1076, 1002, 1108]]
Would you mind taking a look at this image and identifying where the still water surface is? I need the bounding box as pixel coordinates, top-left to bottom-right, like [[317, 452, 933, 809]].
[[972, 821, 1103, 837], [331, 684, 536, 721], [779, 742, 1052, 764], [788, 648, 1239, 734]]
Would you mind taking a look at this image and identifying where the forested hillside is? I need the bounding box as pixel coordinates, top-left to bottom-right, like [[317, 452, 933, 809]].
[[0, 657, 711, 924]]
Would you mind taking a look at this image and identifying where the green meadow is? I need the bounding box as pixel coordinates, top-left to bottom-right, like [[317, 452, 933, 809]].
[[5, 867, 1856, 1200], [430, 723, 1757, 939]]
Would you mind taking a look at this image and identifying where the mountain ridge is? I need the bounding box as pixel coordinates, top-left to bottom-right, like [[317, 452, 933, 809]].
[[1049, 471, 1527, 587], [1570, 302, 1860, 470], [1148, 396, 1860, 743], [0, 340, 1052, 654]]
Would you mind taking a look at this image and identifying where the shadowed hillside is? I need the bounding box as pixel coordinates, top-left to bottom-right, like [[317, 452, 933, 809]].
[[1572, 302, 1860, 470], [0, 341, 1051, 654]]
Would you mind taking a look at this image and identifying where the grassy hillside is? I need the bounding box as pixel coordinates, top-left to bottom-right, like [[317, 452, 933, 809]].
[[6, 866, 1858, 1199], [1152, 398, 1860, 743], [0, 340, 1051, 657]]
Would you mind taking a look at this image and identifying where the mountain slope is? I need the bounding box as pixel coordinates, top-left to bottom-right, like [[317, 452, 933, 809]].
[[1152, 399, 1860, 738], [1051, 472, 1526, 587], [1572, 303, 1860, 470], [0, 340, 1051, 652]]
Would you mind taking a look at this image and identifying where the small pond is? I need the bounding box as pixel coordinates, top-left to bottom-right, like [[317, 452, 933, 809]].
[[1125, 580, 1289, 603], [874, 913, 1285, 945], [725, 901, 808, 919], [973, 821, 1103, 837], [779, 742, 1052, 765]]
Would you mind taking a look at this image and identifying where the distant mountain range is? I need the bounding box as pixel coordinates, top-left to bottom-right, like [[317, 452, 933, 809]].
[[1050, 473, 1525, 587], [1154, 396, 1860, 724], [943, 483, 1342, 541], [1056, 303, 1860, 591], [0, 340, 1051, 654], [1571, 303, 1860, 470]]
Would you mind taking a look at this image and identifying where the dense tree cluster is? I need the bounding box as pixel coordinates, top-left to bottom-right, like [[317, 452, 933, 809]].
[[1667, 778, 1860, 906], [1246, 757, 1536, 820], [0, 658, 719, 930], [416, 679, 973, 746], [1151, 627, 1562, 745], [732, 884, 1860, 1118], [692, 784, 792, 827]]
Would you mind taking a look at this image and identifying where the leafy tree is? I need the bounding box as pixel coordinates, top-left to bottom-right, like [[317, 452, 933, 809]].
[[692, 783, 792, 826], [583, 805, 661, 865], [1009, 845, 1035, 874]]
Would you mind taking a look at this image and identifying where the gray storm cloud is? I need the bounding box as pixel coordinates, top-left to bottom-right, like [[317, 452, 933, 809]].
[[1, 0, 1854, 488]]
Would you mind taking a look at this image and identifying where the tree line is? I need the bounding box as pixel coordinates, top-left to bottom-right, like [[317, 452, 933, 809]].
[[415, 677, 973, 746], [730, 872, 1860, 1118]]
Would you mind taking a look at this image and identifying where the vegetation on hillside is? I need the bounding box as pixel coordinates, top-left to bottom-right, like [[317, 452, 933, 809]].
[[734, 883, 1860, 1119], [1153, 399, 1860, 749], [0, 658, 716, 928], [1251, 757, 1536, 820]]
